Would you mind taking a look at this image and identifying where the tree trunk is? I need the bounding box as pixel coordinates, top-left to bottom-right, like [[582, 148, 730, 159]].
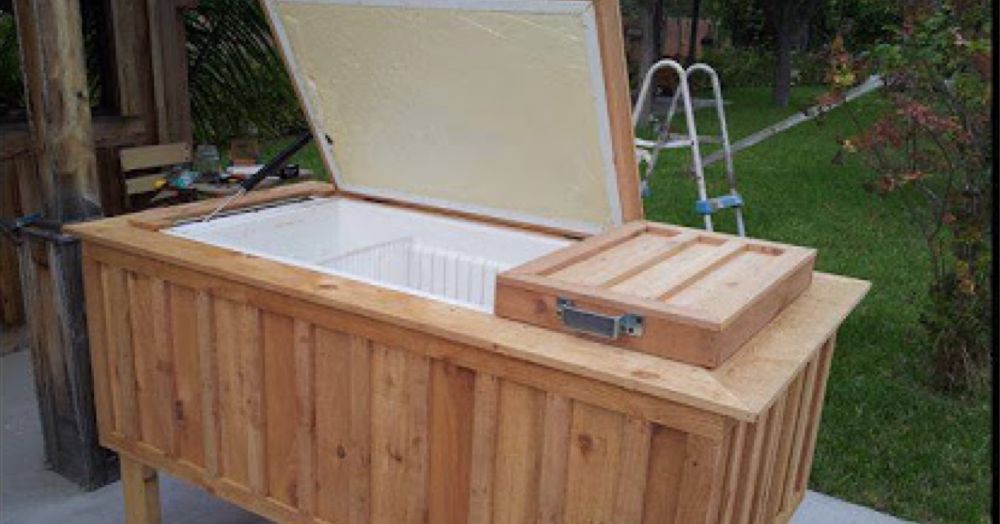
[[686, 0, 702, 65], [634, 0, 658, 124], [772, 29, 793, 107]]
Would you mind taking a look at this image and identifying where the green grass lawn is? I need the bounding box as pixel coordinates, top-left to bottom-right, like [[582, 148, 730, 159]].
[[259, 86, 989, 523]]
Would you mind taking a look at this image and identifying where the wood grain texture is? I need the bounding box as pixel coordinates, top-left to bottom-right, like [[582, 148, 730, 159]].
[[263, 312, 298, 506], [641, 424, 687, 523], [590, 0, 643, 222], [314, 328, 372, 523], [119, 142, 191, 172], [82, 257, 114, 439], [794, 338, 836, 494], [612, 416, 652, 523], [537, 393, 572, 524], [467, 373, 500, 524], [563, 402, 625, 524], [492, 380, 544, 524], [675, 434, 724, 524], [196, 290, 220, 477], [169, 284, 203, 466], [428, 362, 476, 523], [371, 344, 430, 524], [103, 265, 138, 439], [121, 455, 161, 524]]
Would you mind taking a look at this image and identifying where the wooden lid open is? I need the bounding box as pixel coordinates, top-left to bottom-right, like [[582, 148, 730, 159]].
[[262, 0, 641, 236]]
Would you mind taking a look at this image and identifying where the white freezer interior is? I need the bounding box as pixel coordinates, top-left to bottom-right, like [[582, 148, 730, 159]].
[[167, 197, 572, 312]]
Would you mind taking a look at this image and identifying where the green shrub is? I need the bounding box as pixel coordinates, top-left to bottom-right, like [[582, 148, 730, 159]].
[[701, 46, 828, 90], [838, 0, 992, 393]]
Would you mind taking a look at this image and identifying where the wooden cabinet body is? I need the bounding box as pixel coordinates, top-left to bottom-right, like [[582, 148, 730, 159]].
[[68, 185, 868, 524]]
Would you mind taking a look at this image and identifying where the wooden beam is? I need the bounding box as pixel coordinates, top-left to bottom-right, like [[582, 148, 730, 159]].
[[0, 117, 151, 160], [146, 0, 194, 143], [12, 0, 117, 489], [13, 0, 102, 222]]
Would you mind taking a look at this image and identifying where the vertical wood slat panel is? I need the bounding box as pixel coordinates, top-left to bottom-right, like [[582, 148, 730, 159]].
[[467, 373, 499, 524], [214, 297, 249, 486], [751, 398, 787, 524], [563, 402, 625, 524], [101, 265, 137, 439], [243, 305, 266, 495], [492, 380, 545, 524], [613, 416, 652, 522], [196, 290, 220, 478], [263, 312, 297, 506], [766, 373, 806, 519], [314, 329, 372, 524], [126, 273, 159, 449], [127, 273, 177, 451], [707, 423, 736, 523], [718, 422, 748, 523], [371, 344, 431, 524], [781, 355, 820, 512], [150, 278, 177, 456], [314, 328, 352, 523], [537, 393, 572, 524], [82, 258, 114, 438], [169, 284, 204, 467], [428, 362, 476, 524], [294, 320, 316, 517], [347, 335, 373, 524], [641, 424, 688, 523], [675, 434, 725, 524], [794, 338, 836, 494], [733, 408, 771, 524]]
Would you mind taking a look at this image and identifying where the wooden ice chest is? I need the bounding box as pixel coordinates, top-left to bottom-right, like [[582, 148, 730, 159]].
[[66, 0, 869, 523]]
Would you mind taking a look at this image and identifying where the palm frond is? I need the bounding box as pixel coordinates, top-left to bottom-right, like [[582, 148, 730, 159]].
[[185, 0, 304, 143]]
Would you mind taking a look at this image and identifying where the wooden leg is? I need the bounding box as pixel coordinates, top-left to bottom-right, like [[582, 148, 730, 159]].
[[121, 456, 161, 524]]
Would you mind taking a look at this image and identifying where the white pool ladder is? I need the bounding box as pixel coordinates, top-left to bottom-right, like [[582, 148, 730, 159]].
[[633, 59, 746, 237]]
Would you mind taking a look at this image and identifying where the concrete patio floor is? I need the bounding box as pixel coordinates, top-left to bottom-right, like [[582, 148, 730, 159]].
[[1, 349, 909, 524]]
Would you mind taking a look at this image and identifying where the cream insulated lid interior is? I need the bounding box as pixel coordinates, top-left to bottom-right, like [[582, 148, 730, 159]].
[[264, 0, 629, 234]]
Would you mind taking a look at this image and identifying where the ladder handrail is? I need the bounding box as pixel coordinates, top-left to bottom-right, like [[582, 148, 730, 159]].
[[632, 60, 746, 236], [685, 64, 745, 236]]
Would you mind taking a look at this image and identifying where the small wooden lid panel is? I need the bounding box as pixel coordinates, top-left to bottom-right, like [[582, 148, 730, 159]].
[[495, 221, 817, 367]]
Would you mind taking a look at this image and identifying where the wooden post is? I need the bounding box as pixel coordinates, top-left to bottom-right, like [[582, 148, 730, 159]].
[[13, 0, 102, 222], [121, 456, 162, 524], [147, 0, 194, 143], [12, 0, 117, 488]]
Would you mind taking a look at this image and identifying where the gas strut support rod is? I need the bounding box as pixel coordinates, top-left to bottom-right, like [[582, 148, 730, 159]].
[[202, 131, 314, 223]]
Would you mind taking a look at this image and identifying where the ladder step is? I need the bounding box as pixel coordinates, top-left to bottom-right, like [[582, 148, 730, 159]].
[[636, 138, 692, 149], [695, 194, 743, 215]]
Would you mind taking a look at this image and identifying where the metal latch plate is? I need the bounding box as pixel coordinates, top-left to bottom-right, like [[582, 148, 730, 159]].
[[555, 298, 643, 340]]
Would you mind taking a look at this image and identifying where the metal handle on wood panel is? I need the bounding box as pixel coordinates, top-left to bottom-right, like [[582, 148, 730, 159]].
[[555, 298, 644, 340]]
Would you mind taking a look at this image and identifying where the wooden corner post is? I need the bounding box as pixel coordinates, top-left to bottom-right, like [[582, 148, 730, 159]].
[[12, 0, 116, 488]]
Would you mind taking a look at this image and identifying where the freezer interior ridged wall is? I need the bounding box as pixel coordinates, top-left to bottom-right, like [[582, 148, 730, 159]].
[[167, 197, 572, 312], [268, 0, 622, 234]]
